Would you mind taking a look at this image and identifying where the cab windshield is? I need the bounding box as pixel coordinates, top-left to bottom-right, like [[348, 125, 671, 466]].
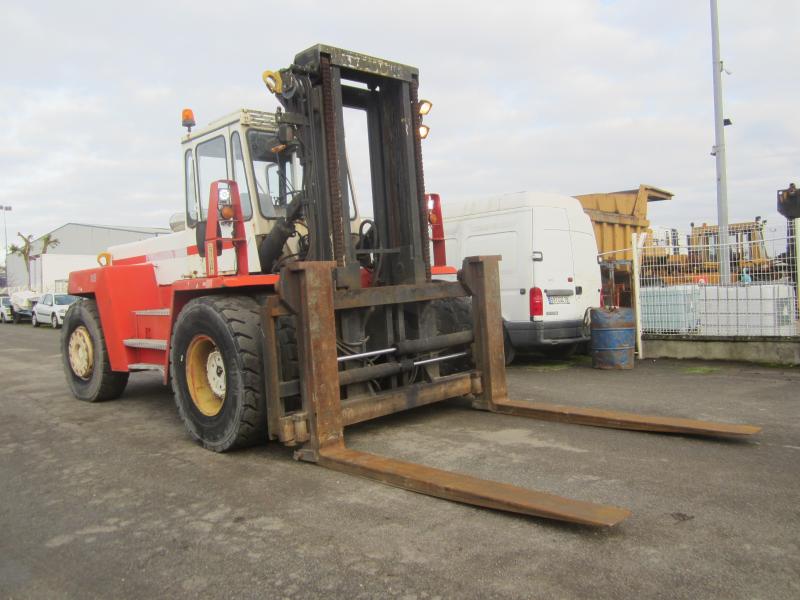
[[247, 130, 302, 217]]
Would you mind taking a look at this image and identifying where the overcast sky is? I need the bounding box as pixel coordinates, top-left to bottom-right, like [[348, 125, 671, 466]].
[[1, 0, 798, 260]]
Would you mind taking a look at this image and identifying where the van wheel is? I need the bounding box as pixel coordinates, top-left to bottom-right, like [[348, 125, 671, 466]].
[[61, 299, 129, 401], [503, 328, 516, 365], [170, 295, 266, 452]]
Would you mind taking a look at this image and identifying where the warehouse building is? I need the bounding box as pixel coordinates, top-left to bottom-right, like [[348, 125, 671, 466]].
[[4, 223, 169, 292]]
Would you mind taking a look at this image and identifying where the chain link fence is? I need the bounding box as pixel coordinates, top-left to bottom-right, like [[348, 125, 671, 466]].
[[630, 222, 799, 338]]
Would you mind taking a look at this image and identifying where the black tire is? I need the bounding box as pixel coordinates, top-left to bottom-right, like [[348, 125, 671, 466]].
[[32, 312, 39, 327], [431, 297, 474, 375], [170, 295, 266, 452], [503, 326, 516, 365], [12, 311, 20, 324], [52, 313, 59, 329], [61, 299, 129, 402], [275, 315, 301, 412]]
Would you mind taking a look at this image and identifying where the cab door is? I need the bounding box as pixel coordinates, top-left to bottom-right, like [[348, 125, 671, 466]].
[[37, 294, 52, 321]]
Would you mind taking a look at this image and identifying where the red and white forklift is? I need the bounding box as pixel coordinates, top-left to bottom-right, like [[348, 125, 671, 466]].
[[61, 45, 759, 527]]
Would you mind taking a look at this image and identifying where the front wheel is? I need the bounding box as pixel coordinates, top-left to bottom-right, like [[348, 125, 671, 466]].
[[170, 296, 266, 452], [52, 313, 59, 329], [61, 299, 129, 401], [32, 313, 39, 327]]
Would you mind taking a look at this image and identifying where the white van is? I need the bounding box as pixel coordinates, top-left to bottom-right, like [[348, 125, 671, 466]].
[[441, 192, 602, 360]]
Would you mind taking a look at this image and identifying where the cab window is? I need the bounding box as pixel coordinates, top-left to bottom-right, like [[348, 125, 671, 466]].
[[231, 131, 253, 220], [185, 150, 198, 226], [248, 130, 302, 218], [196, 136, 229, 221]]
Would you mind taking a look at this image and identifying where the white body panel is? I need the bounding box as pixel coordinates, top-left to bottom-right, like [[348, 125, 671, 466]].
[[442, 192, 602, 351], [108, 221, 261, 285]]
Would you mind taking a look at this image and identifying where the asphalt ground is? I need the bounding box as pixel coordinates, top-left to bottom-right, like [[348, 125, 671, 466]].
[[0, 322, 798, 599]]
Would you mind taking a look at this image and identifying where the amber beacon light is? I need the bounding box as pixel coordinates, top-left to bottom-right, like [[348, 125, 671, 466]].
[[182, 108, 196, 132]]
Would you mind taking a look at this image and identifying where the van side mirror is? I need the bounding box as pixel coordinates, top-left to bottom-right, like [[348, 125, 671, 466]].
[[532, 251, 544, 262]]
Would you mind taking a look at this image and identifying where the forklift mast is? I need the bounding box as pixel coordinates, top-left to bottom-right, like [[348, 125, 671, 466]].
[[267, 44, 430, 288]]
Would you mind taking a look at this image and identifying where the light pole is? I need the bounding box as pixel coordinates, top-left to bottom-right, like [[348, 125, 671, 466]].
[[710, 0, 731, 284], [0, 205, 10, 267]]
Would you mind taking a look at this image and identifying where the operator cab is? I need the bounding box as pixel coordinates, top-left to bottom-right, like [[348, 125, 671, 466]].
[[179, 108, 360, 273], [180, 109, 301, 237]]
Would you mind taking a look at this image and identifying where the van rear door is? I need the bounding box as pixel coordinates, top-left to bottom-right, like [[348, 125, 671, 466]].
[[462, 209, 531, 322], [532, 206, 579, 322], [568, 217, 602, 318]]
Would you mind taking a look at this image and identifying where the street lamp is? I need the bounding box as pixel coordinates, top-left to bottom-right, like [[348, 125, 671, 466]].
[[0, 205, 11, 267]]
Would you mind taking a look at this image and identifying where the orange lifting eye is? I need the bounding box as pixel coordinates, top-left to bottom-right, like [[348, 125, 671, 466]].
[[220, 205, 235, 220]]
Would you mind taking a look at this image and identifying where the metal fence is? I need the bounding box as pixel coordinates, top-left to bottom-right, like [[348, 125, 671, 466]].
[[631, 224, 799, 339]]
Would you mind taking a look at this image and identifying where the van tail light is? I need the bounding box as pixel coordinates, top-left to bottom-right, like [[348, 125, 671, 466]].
[[530, 287, 543, 317]]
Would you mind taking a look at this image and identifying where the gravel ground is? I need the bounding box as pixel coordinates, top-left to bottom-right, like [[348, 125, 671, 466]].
[[1, 323, 798, 599]]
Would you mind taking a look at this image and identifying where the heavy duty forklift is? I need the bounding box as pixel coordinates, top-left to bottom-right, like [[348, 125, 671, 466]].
[[61, 45, 759, 527]]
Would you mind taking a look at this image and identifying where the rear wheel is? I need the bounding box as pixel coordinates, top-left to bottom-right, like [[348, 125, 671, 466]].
[[431, 297, 474, 375], [170, 295, 266, 452], [61, 299, 129, 401]]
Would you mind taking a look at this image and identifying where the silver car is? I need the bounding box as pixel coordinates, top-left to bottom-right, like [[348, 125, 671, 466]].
[[32, 293, 79, 328], [0, 296, 11, 323]]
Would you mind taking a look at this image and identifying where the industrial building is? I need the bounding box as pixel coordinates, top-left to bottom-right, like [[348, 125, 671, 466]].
[[4, 223, 169, 292]]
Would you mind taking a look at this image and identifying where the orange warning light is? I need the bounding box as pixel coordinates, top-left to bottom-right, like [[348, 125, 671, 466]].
[[182, 108, 196, 132]]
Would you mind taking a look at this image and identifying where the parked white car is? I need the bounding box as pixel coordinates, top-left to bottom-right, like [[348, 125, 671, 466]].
[[0, 296, 12, 323], [32, 293, 80, 328]]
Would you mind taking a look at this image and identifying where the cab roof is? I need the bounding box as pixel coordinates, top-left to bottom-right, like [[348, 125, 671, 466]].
[[181, 109, 277, 144]]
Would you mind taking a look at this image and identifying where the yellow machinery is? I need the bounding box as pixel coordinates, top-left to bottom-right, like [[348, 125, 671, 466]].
[[575, 185, 672, 305]]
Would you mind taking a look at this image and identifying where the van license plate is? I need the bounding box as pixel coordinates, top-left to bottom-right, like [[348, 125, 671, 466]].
[[548, 296, 570, 304]]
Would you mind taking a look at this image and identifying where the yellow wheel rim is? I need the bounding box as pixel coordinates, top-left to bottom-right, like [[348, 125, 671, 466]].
[[68, 326, 95, 380], [186, 334, 226, 417]]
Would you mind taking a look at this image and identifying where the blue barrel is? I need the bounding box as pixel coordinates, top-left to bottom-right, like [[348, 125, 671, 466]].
[[590, 307, 635, 369]]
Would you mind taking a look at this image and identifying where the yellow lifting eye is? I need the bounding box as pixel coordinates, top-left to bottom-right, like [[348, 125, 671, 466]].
[[262, 70, 283, 94], [97, 252, 112, 267]]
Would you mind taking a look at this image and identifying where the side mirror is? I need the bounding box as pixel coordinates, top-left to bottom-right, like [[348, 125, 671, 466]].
[[169, 213, 186, 232]]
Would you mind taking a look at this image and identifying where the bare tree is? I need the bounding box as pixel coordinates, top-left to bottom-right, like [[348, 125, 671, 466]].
[[40, 233, 60, 254], [8, 233, 34, 288], [8, 232, 59, 288]]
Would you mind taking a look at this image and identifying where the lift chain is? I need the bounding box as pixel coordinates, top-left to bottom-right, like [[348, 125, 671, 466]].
[[319, 55, 347, 268]]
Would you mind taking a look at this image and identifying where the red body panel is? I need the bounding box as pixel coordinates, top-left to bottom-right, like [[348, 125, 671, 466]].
[[69, 264, 278, 382], [69, 264, 168, 372], [426, 193, 447, 267]]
